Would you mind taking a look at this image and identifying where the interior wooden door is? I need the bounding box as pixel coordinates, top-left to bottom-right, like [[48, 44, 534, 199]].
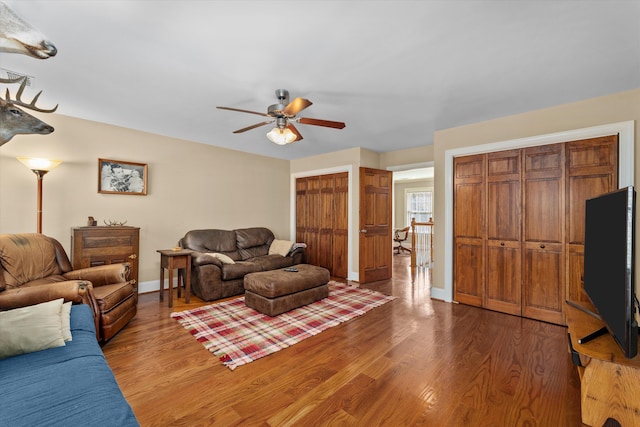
[[522, 143, 565, 324], [485, 150, 522, 315], [453, 154, 485, 307], [565, 135, 618, 304], [359, 167, 392, 283]]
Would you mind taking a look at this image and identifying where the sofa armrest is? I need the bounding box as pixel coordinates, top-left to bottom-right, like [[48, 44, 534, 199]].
[[0, 281, 97, 311], [0, 281, 101, 341], [288, 247, 306, 264], [191, 252, 223, 268], [63, 263, 130, 287]]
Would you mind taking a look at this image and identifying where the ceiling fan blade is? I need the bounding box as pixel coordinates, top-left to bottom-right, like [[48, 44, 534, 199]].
[[232, 120, 274, 133], [217, 106, 270, 117], [298, 117, 346, 129], [283, 97, 312, 116], [286, 123, 303, 141]]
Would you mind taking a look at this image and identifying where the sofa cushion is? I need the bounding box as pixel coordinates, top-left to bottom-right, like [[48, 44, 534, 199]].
[[0, 298, 67, 359], [206, 252, 235, 264], [249, 254, 296, 271], [0, 234, 62, 288], [182, 229, 238, 253], [93, 282, 135, 312], [236, 227, 274, 249], [221, 262, 261, 281]]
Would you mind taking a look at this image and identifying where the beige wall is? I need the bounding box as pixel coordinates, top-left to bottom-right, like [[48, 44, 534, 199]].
[[432, 88, 640, 301], [0, 114, 291, 291], [380, 145, 433, 169]]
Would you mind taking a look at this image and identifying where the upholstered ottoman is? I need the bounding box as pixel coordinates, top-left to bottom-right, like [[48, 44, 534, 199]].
[[244, 264, 330, 316]]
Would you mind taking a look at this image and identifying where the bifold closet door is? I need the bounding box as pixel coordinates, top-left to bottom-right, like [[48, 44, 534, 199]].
[[453, 154, 485, 307], [296, 173, 349, 278], [522, 143, 565, 325], [566, 136, 618, 304], [485, 150, 522, 316]]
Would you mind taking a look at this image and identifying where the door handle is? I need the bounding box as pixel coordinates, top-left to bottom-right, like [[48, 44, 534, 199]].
[[360, 229, 367, 233]]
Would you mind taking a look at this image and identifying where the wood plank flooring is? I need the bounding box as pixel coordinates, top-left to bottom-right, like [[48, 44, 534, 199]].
[[102, 255, 584, 426]]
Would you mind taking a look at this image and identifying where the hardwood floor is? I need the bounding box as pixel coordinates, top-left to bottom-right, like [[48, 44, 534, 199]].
[[102, 255, 584, 426]]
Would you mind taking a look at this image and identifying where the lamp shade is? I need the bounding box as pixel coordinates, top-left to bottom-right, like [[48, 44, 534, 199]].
[[266, 127, 297, 145], [17, 157, 62, 172]]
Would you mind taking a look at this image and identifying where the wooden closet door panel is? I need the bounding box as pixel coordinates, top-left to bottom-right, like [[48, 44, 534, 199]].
[[487, 180, 520, 241], [454, 154, 485, 306], [523, 178, 563, 243], [332, 173, 349, 278], [485, 149, 521, 315], [522, 143, 565, 325], [486, 240, 521, 315], [318, 175, 334, 271], [454, 155, 485, 239], [522, 242, 564, 324], [296, 178, 308, 243], [454, 238, 484, 306], [566, 135, 618, 305]]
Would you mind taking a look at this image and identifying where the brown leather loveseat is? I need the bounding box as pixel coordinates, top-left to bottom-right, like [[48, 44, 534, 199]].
[[0, 233, 136, 342], [179, 227, 304, 301]]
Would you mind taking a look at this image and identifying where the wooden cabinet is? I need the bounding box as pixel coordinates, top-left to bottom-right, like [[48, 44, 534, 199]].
[[71, 226, 140, 295], [296, 173, 348, 278], [453, 136, 617, 325]]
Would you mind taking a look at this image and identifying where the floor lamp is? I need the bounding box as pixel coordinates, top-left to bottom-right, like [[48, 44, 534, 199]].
[[17, 157, 62, 234]]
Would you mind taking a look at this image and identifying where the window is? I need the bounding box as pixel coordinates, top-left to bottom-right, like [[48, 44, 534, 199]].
[[405, 187, 432, 226]]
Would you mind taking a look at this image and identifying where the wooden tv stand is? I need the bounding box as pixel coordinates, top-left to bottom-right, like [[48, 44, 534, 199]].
[[565, 302, 640, 426]]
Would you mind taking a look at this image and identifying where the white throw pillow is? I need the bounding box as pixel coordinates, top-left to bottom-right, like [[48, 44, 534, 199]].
[[61, 301, 72, 342], [207, 252, 235, 264], [0, 298, 66, 359], [269, 239, 294, 256]]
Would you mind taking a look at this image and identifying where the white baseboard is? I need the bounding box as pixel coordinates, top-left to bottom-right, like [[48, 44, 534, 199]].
[[138, 279, 179, 294], [430, 286, 451, 302]]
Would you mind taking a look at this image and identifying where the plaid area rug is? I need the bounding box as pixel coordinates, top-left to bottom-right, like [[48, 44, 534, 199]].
[[171, 281, 396, 370]]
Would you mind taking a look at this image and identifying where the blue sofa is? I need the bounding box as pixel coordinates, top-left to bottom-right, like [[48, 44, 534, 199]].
[[0, 304, 139, 427]]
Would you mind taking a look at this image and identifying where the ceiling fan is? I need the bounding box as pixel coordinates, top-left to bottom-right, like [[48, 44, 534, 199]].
[[217, 89, 346, 145]]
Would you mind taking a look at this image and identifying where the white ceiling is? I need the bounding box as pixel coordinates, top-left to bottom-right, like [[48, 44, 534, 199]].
[[2, 1, 639, 161]]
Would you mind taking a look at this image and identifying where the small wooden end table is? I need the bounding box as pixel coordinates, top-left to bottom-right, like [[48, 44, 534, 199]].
[[157, 249, 193, 307]]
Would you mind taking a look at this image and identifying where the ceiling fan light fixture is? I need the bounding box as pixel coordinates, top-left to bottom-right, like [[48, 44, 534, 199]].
[[266, 127, 296, 145]]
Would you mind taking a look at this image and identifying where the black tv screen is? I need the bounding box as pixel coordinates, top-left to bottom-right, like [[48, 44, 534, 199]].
[[583, 186, 637, 358]]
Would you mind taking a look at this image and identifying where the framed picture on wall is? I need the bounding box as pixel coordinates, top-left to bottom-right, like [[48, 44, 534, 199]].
[[98, 158, 148, 195]]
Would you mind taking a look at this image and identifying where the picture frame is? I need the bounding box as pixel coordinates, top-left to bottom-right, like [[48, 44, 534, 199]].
[[98, 158, 148, 195]]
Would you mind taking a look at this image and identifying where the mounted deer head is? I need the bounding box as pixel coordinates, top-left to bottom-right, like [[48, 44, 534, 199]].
[[0, 76, 57, 146], [0, 1, 57, 59]]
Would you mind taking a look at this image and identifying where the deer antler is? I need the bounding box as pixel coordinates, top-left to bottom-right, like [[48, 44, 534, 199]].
[[2, 75, 58, 112], [104, 219, 128, 226], [0, 75, 25, 84]]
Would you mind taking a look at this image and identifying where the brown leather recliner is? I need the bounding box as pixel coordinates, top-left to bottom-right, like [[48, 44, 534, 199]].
[[0, 233, 136, 342]]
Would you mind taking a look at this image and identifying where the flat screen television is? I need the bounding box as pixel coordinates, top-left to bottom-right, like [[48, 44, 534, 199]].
[[582, 186, 638, 358]]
